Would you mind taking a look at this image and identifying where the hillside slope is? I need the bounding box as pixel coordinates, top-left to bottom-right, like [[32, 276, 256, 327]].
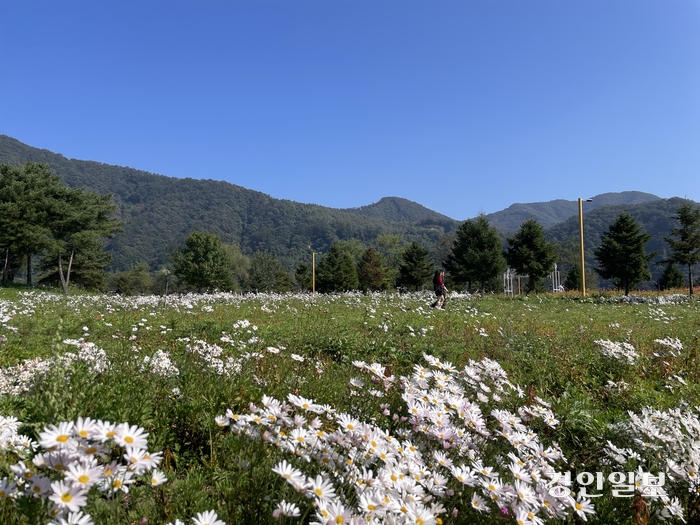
[[0, 135, 456, 271], [486, 191, 660, 232]]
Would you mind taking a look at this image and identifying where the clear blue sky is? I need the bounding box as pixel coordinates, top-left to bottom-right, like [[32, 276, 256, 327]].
[[2, 0, 699, 220]]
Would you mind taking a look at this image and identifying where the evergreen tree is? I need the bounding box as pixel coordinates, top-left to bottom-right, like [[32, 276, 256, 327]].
[[658, 261, 685, 291], [563, 265, 581, 292], [0, 163, 64, 284], [295, 262, 312, 291], [396, 241, 433, 291], [316, 242, 359, 293], [357, 247, 385, 292], [372, 234, 403, 288], [247, 252, 290, 292], [504, 219, 557, 294], [664, 203, 700, 297], [171, 231, 234, 292], [594, 212, 654, 295], [39, 234, 112, 291], [42, 181, 121, 293], [444, 213, 505, 292]]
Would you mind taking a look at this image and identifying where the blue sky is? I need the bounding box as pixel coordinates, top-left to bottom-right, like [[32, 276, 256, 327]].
[[2, 0, 699, 220]]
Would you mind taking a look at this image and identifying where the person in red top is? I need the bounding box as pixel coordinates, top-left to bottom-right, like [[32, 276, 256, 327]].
[[431, 269, 448, 309]]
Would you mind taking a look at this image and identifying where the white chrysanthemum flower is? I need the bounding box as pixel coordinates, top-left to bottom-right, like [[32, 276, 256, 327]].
[[49, 480, 87, 513], [192, 510, 226, 525]]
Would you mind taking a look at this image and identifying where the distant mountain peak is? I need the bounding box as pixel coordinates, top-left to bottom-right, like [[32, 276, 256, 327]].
[[344, 196, 455, 224], [485, 191, 661, 232]]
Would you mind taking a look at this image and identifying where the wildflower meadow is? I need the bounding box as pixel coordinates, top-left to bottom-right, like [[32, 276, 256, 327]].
[[0, 286, 698, 525]]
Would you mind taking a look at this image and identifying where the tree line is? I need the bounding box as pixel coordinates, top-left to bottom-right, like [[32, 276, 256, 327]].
[[0, 163, 122, 293], [2, 162, 699, 297], [153, 203, 700, 298]]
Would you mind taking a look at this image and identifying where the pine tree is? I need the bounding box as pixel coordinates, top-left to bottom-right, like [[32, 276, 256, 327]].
[[295, 262, 312, 292], [171, 232, 234, 292], [0, 163, 65, 284], [664, 203, 700, 297], [563, 265, 581, 292], [594, 212, 654, 296], [316, 242, 359, 293], [658, 261, 685, 291], [396, 241, 433, 291], [40, 178, 121, 293], [504, 219, 557, 294], [247, 252, 290, 292], [444, 213, 505, 292], [357, 247, 385, 292]]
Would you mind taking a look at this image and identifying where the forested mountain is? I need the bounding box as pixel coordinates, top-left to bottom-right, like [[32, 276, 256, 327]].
[[0, 135, 458, 271], [344, 197, 455, 224], [486, 191, 661, 232], [545, 197, 697, 282], [2, 134, 695, 288]]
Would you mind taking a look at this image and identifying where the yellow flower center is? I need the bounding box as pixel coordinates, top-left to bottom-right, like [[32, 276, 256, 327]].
[[56, 435, 69, 443], [61, 493, 73, 503], [78, 475, 90, 484], [124, 436, 134, 444], [79, 430, 89, 438]]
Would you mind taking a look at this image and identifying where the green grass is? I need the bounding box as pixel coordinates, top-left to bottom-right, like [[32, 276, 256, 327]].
[[0, 287, 698, 524]]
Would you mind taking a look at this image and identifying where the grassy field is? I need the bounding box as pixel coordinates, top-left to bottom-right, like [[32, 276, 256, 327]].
[[0, 286, 698, 524]]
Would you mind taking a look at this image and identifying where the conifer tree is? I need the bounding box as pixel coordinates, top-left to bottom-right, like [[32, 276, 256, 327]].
[[444, 213, 505, 292], [563, 265, 581, 292], [357, 247, 385, 292], [247, 252, 291, 292], [0, 163, 64, 284], [396, 241, 433, 291], [594, 212, 654, 296], [504, 219, 556, 294], [658, 261, 685, 291], [664, 203, 700, 297], [316, 242, 359, 293], [295, 262, 312, 292]]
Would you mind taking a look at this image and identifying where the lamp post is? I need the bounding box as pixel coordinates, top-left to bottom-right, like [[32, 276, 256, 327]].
[[578, 198, 593, 296]]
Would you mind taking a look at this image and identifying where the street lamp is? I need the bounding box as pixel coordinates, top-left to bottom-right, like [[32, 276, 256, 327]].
[[578, 198, 593, 296]]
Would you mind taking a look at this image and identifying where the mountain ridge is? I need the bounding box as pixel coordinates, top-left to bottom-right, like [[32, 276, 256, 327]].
[[1, 134, 694, 285]]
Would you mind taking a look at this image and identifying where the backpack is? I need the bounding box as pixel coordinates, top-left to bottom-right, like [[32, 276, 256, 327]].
[[433, 270, 441, 286]]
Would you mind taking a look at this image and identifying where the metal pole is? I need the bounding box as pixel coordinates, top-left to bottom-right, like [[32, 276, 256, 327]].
[[579, 198, 586, 296]]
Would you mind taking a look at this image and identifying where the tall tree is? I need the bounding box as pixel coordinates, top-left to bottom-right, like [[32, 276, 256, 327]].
[[171, 231, 234, 292], [664, 203, 700, 297], [372, 234, 403, 288], [357, 247, 385, 292], [295, 262, 312, 292], [444, 213, 506, 292], [396, 241, 433, 291], [247, 251, 291, 292], [316, 242, 359, 293], [594, 212, 654, 296], [0, 163, 62, 285], [658, 261, 685, 291], [504, 218, 557, 294], [44, 185, 121, 294]]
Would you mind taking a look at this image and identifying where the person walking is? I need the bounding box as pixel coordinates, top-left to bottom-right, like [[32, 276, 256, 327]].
[[431, 269, 448, 309]]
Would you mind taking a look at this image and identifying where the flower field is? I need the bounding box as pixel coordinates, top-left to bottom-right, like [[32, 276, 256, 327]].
[[0, 287, 698, 524]]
